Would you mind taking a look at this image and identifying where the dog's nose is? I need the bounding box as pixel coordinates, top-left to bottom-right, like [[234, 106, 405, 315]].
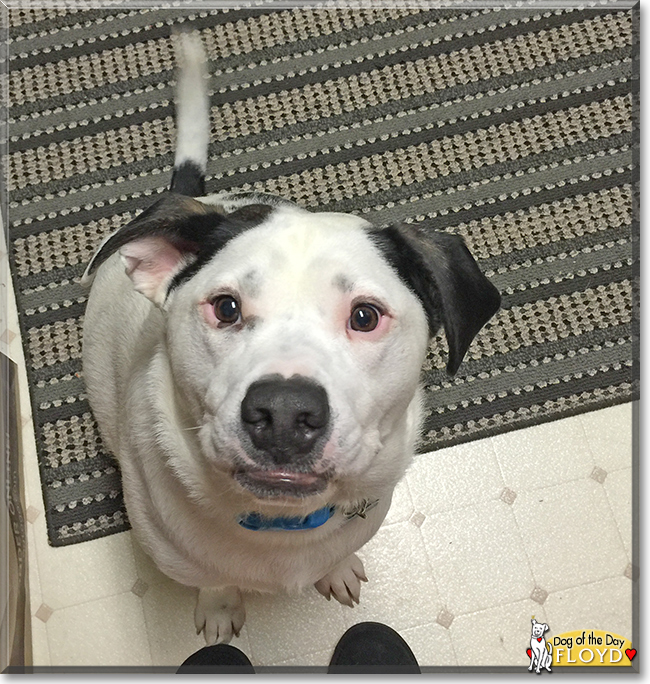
[[241, 375, 330, 464]]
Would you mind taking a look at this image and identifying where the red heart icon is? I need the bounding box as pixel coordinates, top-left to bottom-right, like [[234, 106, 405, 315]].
[[527, 648, 532, 659], [626, 649, 637, 661], [537, 637, 543, 642]]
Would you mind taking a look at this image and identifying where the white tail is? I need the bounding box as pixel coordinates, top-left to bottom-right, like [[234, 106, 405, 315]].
[[170, 32, 210, 196]]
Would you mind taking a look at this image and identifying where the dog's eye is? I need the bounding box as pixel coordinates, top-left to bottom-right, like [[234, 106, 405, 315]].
[[212, 295, 241, 324], [349, 304, 380, 332]]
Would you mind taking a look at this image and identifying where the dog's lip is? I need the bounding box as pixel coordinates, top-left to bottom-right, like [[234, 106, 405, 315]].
[[243, 469, 321, 485], [234, 468, 329, 498]]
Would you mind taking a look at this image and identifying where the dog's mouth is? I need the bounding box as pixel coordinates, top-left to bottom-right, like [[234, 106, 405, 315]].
[[234, 468, 329, 499]]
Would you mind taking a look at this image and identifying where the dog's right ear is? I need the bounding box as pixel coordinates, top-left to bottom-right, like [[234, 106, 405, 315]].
[[81, 194, 227, 305]]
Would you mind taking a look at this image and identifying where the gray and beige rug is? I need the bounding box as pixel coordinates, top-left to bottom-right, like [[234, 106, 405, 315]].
[[6, 4, 639, 546]]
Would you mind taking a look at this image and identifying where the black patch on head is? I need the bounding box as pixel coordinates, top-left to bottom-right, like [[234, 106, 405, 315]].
[[332, 274, 353, 293], [370, 227, 444, 333], [219, 191, 292, 208], [170, 160, 205, 197], [370, 223, 501, 376], [242, 270, 262, 298], [245, 315, 261, 330], [169, 203, 274, 292], [228, 203, 274, 224]]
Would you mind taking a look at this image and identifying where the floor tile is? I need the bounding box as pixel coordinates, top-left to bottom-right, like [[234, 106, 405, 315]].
[[140, 572, 252, 667], [407, 438, 504, 515], [31, 520, 138, 611], [603, 467, 632, 559], [491, 415, 594, 492], [543, 576, 633, 640], [420, 500, 534, 616], [513, 480, 628, 593], [30, 616, 51, 667], [381, 476, 414, 526], [45, 592, 152, 667], [26, 555, 51, 668], [26, 524, 43, 616], [400, 621, 457, 667], [130, 534, 172, 588], [449, 599, 548, 667], [342, 521, 441, 632], [579, 404, 633, 473], [270, 647, 331, 668], [244, 587, 347, 666]]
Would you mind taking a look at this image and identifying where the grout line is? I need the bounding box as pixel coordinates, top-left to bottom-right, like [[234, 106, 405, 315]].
[[449, 597, 552, 622], [39, 585, 147, 616], [413, 519, 444, 615], [131, 585, 156, 667], [600, 467, 633, 565], [446, 571, 630, 623]]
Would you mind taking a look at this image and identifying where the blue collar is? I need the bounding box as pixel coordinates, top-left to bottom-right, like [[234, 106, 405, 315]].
[[236, 499, 380, 532], [237, 505, 336, 531]]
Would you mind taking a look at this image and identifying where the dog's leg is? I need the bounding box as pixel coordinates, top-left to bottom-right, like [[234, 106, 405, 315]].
[[544, 648, 553, 672], [195, 586, 245, 645], [314, 554, 368, 608]]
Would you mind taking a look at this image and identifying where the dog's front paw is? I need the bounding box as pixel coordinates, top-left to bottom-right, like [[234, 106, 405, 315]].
[[314, 553, 368, 607], [195, 586, 245, 645]]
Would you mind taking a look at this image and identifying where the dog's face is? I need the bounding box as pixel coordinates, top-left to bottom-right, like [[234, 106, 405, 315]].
[[84, 193, 500, 506], [531, 620, 548, 638], [167, 205, 430, 501]]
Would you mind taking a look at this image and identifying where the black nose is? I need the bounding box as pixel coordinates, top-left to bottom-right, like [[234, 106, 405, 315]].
[[241, 375, 330, 464]]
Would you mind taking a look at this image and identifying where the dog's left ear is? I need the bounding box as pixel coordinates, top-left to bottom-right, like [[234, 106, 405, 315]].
[[81, 194, 228, 305], [374, 223, 501, 375]]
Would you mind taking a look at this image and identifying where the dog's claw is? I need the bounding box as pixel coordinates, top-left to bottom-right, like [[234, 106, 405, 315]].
[[314, 554, 367, 608], [195, 587, 245, 645], [315, 582, 332, 601]]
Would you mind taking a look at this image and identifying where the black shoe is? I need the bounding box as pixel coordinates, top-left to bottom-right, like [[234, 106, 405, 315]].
[[328, 622, 421, 674], [177, 644, 255, 673]]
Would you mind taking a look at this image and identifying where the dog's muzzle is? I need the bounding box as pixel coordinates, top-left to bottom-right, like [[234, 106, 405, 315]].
[[236, 374, 331, 498], [240, 374, 330, 466]]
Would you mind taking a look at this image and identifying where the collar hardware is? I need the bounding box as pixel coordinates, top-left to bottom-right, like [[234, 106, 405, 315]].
[[341, 498, 380, 520]]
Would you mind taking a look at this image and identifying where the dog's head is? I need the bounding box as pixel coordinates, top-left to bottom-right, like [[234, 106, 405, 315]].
[[531, 619, 549, 638], [84, 193, 500, 506]]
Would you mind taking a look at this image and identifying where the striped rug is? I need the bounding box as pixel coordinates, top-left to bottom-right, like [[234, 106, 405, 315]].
[[7, 5, 639, 546]]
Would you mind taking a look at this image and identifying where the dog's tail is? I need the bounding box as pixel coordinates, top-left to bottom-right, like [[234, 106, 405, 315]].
[[170, 32, 210, 197]]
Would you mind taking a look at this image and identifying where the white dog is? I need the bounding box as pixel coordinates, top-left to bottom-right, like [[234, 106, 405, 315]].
[[528, 619, 552, 674], [81, 35, 501, 644]]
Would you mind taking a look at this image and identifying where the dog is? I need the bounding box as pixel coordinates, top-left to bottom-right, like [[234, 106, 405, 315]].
[[528, 619, 553, 674], [81, 34, 501, 645]]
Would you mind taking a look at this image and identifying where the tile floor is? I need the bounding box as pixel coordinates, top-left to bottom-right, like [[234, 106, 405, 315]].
[[1, 229, 636, 671]]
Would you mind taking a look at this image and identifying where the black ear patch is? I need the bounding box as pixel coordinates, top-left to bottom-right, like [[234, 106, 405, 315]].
[[82, 193, 274, 290], [82, 193, 227, 280], [372, 223, 501, 376]]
